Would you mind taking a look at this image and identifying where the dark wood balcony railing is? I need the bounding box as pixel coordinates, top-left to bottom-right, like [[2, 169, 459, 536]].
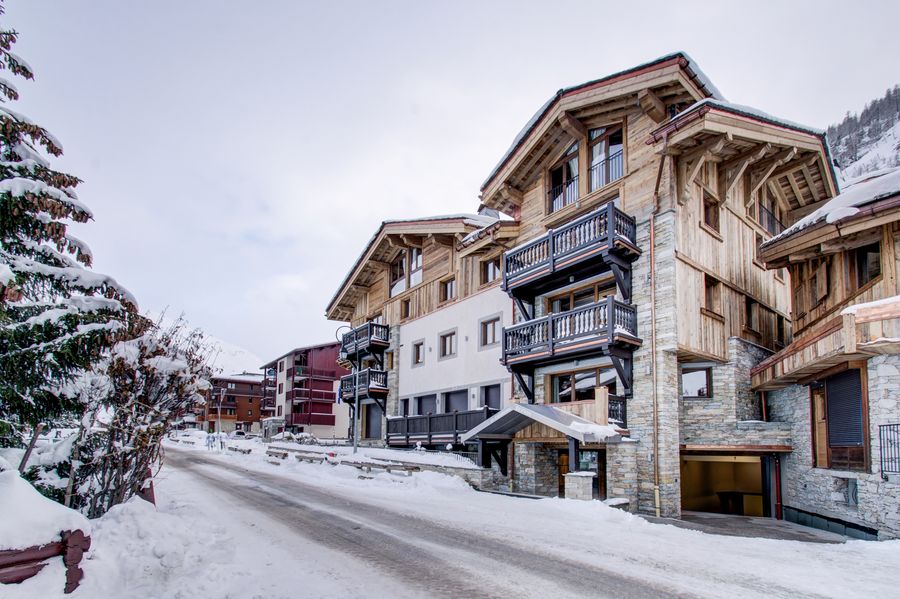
[[588, 150, 623, 192], [502, 297, 638, 365], [503, 202, 638, 291], [608, 395, 627, 428], [341, 322, 390, 359], [285, 413, 336, 427], [293, 366, 338, 379], [339, 368, 388, 402], [548, 175, 579, 213], [290, 388, 336, 402], [386, 406, 499, 445]]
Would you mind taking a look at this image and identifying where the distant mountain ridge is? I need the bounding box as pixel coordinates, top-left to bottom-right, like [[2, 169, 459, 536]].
[[828, 85, 900, 180]]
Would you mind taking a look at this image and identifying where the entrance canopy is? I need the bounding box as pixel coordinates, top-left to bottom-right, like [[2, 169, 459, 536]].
[[461, 403, 621, 444]]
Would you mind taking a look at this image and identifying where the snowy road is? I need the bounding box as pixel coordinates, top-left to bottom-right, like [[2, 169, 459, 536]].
[[164, 448, 677, 598]]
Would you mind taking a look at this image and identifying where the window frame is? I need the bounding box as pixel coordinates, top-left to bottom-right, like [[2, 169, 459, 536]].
[[411, 340, 425, 367], [587, 125, 624, 193], [546, 280, 616, 314], [439, 276, 457, 303], [547, 142, 580, 213], [702, 274, 722, 318], [700, 190, 721, 236], [810, 366, 869, 472], [480, 256, 502, 285], [479, 315, 501, 349], [438, 329, 458, 360], [681, 366, 713, 399], [549, 366, 618, 404]]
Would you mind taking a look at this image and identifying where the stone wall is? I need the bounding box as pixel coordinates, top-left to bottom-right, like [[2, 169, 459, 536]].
[[512, 442, 559, 496], [768, 354, 900, 539], [606, 440, 639, 512]]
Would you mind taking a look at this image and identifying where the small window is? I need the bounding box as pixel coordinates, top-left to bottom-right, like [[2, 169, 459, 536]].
[[385, 350, 394, 370], [548, 143, 580, 212], [226, 395, 235, 403], [481, 257, 501, 284], [389, 251, 407, 297], [703, 274, 721, 315], [408, 247, 423, 287], [400, 298, 411, 319], [480, 317, 500, 347], [682, 367, 712, 398], [754, 233, 764, 265], [399, 398, 409, 417], [744, 296, 759, 332], [852, 242, 881, 289], [247, 410, 252, 416], [776, 314, 786, 347], [227, 382, 236, 390], [702, 192, 720, 233], [412, 341, 424, 365], [278, 360, 284, 372], [277, 383, 283, 394], [277, 405, 282, 417], [439, 331, 457, 358], [440, 277, 456, 302]]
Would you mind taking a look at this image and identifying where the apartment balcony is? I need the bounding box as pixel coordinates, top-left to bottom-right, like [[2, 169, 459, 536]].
[[285, 412, 336, 427], [503, 202, 639, 298], [340, 322, 390, 362], [502, 297, 640, 368], [290, 388, 337, 402], [292, 366, 338, 380], [339, 368, 388, 403], [385, 406, 500, 446]]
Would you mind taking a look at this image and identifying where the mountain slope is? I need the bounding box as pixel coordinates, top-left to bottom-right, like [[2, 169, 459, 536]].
[[828, 85, 900, 179]]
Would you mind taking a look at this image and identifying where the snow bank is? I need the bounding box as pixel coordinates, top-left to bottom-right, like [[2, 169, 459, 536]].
[[0, 470, 90, 550]]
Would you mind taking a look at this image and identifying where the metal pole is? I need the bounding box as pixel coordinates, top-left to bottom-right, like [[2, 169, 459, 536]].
[[217, 388, 224, 451], [353, 326, 360, 454]]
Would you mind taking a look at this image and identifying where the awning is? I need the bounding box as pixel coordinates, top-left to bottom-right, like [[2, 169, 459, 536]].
[[460, 403, 622, 444]]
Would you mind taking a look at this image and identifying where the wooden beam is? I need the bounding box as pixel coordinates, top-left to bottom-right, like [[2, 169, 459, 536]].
[[767, 180, 791, 215], [800, 164, 819, 203], [558, 112, 586, 138], [724, 143, 771, 198], [638, 89, 666, 123], [787, 171, 806, 207], [749, 147, 797, 204], [766, 152, 818, 182], [686, 153, 707, 187]]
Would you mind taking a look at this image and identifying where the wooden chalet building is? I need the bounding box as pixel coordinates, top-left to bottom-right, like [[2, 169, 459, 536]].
[[753, 167, 900, 539], [261, 342, 351, 439], [326, 214, 515, 447], [202, 373, 266, 434], [460, 52, 841, 517]]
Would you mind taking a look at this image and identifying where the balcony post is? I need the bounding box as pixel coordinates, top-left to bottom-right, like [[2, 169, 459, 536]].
[[605, 201, 615, 250], [453, 411, 459, 445], [404, 414, 409, 446], [426, 413, 432, 445], [548, 228, 555, 274], [607, 296, 615, 342], [594, 386, 609, 425]]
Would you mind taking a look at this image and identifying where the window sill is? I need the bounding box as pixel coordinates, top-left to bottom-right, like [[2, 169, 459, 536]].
[[700, 307, 725, 323], [699, 221, 723, 242]]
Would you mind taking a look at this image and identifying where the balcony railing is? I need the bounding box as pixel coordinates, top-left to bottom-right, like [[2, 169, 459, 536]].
[[341, 322, 390, 359], [880, 424, 900, 479], [608, 395, 627, 428], [339, 368, 388, 402], [548, 175, 579, 213], [290, 388, 336, 402], [285, 413, 336, 427], [589, 150, 624, 192], [503, 202, 638, 291], [293, 366, 338, 379], [502, 297, 639, 365], [759, 204, 785, 236], [386, 406, 500, 446]]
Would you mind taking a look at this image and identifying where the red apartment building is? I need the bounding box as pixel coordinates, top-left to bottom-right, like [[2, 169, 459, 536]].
[[201, 373, 266, 433]]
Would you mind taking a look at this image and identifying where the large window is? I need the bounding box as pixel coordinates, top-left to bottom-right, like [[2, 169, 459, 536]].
[[389, 251, 407, 297], [444, 389, 468, 413], [749, 188, 785, 236], [681, 366, 712, 398], [851, 242, 881, 289], [547, 281, 615, 314], [389, 247, 425, 298], [481, 257, 501, 285], [588, 126, 623, 191], [409, 247, 423, 287], [548, 143, 579, 212], [811, 368, 866, 471], [550, 367, 617, 403]]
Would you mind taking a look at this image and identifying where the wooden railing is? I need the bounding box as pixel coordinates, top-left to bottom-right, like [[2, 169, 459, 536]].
[[293, 366, 338, 379], [503, 202, 637, 289], [588, 150, 624, 192], [502, 297, 638, 363], [0, 529, 91, 593], [386, 406, 499, 445], [285, 412, 336, 427], [555, 396, 627, 429], [341, 322, 390, 357], [339, 368, 388, 401], [290, 388, 336, 401]]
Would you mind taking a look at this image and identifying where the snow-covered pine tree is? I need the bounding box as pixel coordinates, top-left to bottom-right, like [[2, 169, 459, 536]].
[[0, 2, 136, 431]]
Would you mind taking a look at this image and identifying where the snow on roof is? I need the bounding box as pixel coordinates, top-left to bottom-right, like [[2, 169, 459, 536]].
[[0, 470, 90, 550], [460, 403, 621, 444], [670, 98, 825, 136], [481, 51, 723, 192], [763, 167, 900, 247], [841, 294, 900, 316], [212, 372, 264, 383]]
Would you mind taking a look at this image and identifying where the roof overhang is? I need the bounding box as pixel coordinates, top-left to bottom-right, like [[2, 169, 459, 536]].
[[460, 403, 621, 444]]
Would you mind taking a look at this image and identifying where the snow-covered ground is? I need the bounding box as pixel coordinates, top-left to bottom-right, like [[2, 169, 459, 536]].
[[7, 438, 900, 598]]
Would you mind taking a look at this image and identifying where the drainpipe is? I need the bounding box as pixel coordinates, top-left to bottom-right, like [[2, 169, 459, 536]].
[[649, 148, 667, 518], [773, 454, 783, 520]]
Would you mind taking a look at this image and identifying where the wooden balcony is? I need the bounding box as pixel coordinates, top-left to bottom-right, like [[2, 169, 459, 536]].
[[553, 395, 627, 429], [339, 368, 388, 402], [285, 413, 336, 427], [503, 202, 639, 297], [752, 299, 900, 390], [292, 366, 338, 380], [502, 297, 640, 368], [385, 406, 500, 446], [289, 388, 336, 402], [340, 322, 390, 362]]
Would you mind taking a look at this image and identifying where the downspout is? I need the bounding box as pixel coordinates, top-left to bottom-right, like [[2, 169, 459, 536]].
[[650, 146, 666, 518], [773, 454, 783, 520]]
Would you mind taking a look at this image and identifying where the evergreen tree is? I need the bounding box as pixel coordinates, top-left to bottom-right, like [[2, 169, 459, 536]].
[[0, 1, 135, 431]]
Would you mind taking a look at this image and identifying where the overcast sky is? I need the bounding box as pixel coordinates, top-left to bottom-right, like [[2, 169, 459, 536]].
[[6, 1, 899, 360]]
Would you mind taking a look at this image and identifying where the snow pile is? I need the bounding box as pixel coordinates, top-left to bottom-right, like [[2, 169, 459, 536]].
[[764, 167, 900, 245], [0, 470, 90, 550]]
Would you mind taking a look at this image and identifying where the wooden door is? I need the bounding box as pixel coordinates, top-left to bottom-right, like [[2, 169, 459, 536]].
[[811, 386, 828, 467], [557, 451, 569, 497]]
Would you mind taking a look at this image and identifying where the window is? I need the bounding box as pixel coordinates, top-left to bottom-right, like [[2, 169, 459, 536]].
[[369, 313, 384, 325], [400, 298, 411, 319], [399, 398, 409, 417], [415, 394, 436, 415], [548, 281, 615, 313], [754, 233, 765, 266], [412, 341, 424, 366], [753, 189, 785, 236], [439, 331, 457, 358], [588, 126, 623, 191], [277, 383, 283, 394], [550, 368, 617, 403], [702, 191, 720, 233], [385, 350, 394, 370], [277, 405, 282, 417], [480, 317, 500, 347], [227, 382, 236, 390], [681, 366, 712, 398], [247, 410, 252, 416], [851, 242, 881, 289], [744, 296, 759, 332], [409, 247, 423, 287], [703, 274, 721, 315], [776, 314, 787, 347], [482, 384, 502, 410], [444, 389, 468, 413], [248, 398, 253, 403], [440, 277, 456, 302], [278, 360, 284, 372], [548, 143, 579, 212], [481, 257, 501, 285], [389, 251, 407, 297], [811, 368, 866, 471], [226, 395, 235, 403]]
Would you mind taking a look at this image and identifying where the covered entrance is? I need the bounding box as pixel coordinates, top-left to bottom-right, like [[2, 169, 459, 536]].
[[680, 454, 772, 517]]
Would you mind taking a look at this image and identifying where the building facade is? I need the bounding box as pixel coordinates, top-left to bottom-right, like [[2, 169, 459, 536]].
[[261, 342, 351, 440], [754, 168, 900, 539], [202, 373, 265, 434]]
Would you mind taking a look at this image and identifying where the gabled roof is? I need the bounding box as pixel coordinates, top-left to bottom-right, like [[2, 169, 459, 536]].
[[460, 403, 621, 444], [480, 51, 723, 194]]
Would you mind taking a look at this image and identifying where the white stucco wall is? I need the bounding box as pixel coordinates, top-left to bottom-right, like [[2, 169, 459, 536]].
[[398, 285, 511, 413]]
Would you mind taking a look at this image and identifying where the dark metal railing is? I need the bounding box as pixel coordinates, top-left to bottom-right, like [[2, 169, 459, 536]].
[[293, 366, 338, 379], [548, 175, 580, 213], [589, 150, 624, 192], [502, 296, 638, 362], [759, 204, 785, 236], [608, 395, 627, 428], [880, 424, 900, 479], [503, 202, 638, 289], [341, 322, 390, 357], [386, 406, 499, 445], [339, 368, 388, 401], [291, 388, 336, 401]]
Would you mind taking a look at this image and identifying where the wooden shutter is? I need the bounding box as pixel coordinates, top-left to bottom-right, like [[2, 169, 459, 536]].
[[811, 387, 829, 467], [825, 369, 864, 447]]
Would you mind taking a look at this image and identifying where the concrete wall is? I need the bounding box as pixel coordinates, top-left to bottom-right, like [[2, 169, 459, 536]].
[[397, 286, 510, 413], [768, 354, 900, 539]]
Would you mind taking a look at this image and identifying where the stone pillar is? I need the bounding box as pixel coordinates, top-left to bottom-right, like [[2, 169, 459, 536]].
[[606, 440, 639, 513], [565, 472, 596, 501]]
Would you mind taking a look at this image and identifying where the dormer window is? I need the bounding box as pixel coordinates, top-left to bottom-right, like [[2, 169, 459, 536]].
[[548, 143, 579, 213], [389, 247, 424, 297], [589, 126, 623, 191], [389, 251, 407, 297]]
